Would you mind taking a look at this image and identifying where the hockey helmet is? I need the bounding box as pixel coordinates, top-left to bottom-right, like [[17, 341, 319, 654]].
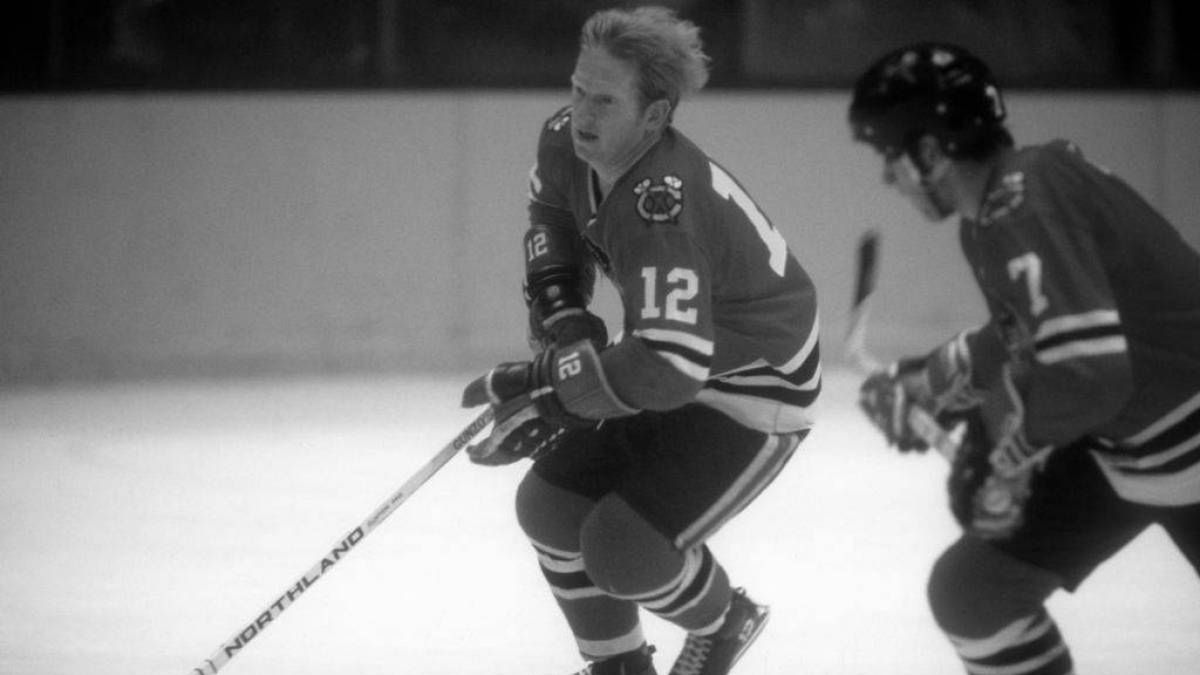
[[849, 43, 1006, 159]]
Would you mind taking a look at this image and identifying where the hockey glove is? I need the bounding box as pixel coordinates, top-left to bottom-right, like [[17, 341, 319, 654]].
[[947, 369, 1053, 540], [858, 357, 936, 452], [460, 349, 592, 466]]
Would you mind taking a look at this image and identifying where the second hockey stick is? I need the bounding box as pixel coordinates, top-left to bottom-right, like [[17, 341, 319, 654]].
[[844, 230, 960, 461], [188, 406, 495, 675]]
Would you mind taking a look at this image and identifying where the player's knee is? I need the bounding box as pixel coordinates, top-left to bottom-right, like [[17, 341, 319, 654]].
[[515, 470, 593, 551], [579, 495, 681, 596], [927, 536, 1060, 638]]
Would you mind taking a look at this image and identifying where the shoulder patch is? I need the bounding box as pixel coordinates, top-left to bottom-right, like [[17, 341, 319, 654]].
[[979, 171, 1026, 227], [546, 106, 572, 133], [633, 175, 684, 224]]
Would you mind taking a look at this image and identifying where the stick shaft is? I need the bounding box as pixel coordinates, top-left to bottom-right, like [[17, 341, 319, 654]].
[[844, 230, 958, 461], [190, 407, 494, 675]]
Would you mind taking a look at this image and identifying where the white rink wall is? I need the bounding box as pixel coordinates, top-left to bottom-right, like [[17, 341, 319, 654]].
[[2, 92, 1198, 383]]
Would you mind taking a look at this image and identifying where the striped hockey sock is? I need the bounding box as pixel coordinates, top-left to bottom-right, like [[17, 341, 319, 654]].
[[534, 541, 645, 660], [620, 546, 732, 634], [947, 609, 1074, 675]]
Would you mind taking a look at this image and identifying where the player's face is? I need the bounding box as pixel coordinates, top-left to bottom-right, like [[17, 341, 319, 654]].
[[882, 152, 956, 222], [569, 47, 657, 172]]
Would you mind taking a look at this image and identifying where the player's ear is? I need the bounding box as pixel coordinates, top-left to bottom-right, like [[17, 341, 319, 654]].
[[915, 135, 948, 173], [643, 98, 671, 131]]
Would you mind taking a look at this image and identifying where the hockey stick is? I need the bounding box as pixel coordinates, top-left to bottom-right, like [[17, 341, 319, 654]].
[[188, 407, 495, 675], [844, 230, 960, 461]]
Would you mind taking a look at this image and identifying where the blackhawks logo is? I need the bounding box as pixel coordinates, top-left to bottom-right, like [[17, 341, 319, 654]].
[[980, 171, 1025, 226], [633, 175, 684, 224]]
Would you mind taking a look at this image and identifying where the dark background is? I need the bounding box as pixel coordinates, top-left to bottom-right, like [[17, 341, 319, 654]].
[[4, 0, 1198, 93]]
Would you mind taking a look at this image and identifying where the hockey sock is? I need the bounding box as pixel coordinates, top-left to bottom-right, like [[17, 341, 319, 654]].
[[533, 541, 645, 660], [620, 545, 733, 635], [947, 609, 1074, 675]]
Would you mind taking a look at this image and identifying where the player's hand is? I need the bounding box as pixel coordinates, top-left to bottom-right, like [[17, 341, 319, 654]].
[[460, 351, 589, 465], [947, 416, 1035, 539], [858, 357, 931, 452], [947, 376, 1053, 540], [463, 395, 565, 466], [922, 330, 983, 413]]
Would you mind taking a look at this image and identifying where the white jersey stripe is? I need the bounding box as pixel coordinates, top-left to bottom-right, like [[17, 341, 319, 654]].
[[674, 433, 797, 549], [1092, 451, 1200, 506], [715, 370, 821, 391], [696, 388, 818, 433], [633, 327, 715, 356], [1034, 309, 1120, 340], [1122, 390, 1200, 446], [778, 316, 820, 373], [658, 350, 711, 382], [1104, 431, 1200, 470], [1036, 335, 1127, 365]]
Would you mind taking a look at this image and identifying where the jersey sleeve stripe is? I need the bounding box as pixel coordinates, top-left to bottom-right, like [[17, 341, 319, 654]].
[[634, 327, 715, 356], [1034, 323, 1123, 352], [1034, 309, 1126, 364], [1035, 334, 1127, 365], [1034, 309, 1121, 340], [632, 328, 714, 381], [655, 350, 712, 382]]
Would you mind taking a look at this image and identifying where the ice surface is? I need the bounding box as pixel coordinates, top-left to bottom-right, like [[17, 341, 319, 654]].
[[1, 369, 1196, 675]]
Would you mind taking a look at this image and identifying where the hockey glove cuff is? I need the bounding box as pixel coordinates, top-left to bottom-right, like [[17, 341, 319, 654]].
[[923, 329, 984, 414]]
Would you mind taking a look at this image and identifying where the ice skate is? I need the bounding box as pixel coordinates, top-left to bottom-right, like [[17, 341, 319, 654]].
[[668, 588, 768, 675]]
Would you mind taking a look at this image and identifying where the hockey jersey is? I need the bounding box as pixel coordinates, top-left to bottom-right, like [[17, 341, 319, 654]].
[[527, 106, 820, 434], [959, 140, 1200, 506]]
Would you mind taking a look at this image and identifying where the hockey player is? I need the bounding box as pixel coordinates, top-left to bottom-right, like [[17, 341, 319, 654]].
[[460, 7, 820, 675], [849, 42, 1200, 675]]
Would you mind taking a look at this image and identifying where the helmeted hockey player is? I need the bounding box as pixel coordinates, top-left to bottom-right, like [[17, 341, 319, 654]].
[[849, 42, 1200, 675], [460, 6, 821, 675]]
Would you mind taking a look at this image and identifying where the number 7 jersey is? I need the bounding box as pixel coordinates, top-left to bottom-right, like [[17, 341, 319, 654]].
[[527, 106, 821, 433], [960, 140, 1200, 506]]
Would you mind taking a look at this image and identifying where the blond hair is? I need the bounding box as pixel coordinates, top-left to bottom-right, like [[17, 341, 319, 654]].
[[580, 6, 710, 118]]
